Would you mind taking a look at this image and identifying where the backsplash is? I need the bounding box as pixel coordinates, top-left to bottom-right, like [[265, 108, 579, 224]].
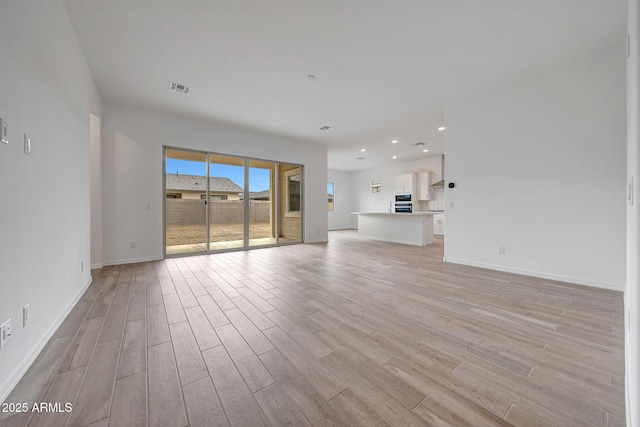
[[428, 187, 445, 211]]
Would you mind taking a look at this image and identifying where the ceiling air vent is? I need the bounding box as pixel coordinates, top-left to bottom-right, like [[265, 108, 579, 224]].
[[320, 126, 332, 132], [356, 157, 366, 160], [169, 81, 191, 94], [412, 142, 426, 146]]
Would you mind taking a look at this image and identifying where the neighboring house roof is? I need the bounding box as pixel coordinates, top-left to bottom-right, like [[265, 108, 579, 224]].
[[166, 174, 242, 193], [250, 190, 271, 200], [239, 190, 271, 200]]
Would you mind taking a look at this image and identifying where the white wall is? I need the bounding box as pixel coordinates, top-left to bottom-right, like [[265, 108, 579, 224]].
[[0, 0, 98, 402], [351, 156, 443, 225], [445, 52, 627, 290], [100, 103, 328, 265], [328, 169, 354, 230], [626, 0, 639, 425]]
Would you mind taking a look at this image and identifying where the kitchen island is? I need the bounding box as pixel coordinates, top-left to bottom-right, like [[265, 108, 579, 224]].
[[351, 212, 435, 246]]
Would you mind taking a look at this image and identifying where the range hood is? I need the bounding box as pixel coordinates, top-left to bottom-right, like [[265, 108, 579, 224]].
[[431, 155, 445, 187]]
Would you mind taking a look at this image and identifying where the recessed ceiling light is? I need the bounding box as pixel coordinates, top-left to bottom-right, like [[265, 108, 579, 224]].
[[438, 126, 446, 131], [320, 126, 332, 132], [392, 140, 398, 144], [423, 149, 429, 152], [360, 148, 366, 152], [392, 156, 397, 159]]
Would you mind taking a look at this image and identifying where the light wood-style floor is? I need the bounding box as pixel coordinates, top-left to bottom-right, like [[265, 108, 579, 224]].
[[1, 230, 625, 426]]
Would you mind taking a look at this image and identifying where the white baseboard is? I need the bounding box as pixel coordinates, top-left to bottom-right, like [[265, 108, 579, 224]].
[[444, 258, 624, 292], [0, 276, 93, 404], [304, 238, 329, 244], [102, 255, 163, 266]]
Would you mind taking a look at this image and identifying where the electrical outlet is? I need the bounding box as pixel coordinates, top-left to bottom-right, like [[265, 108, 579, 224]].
[[81, 261, 84, 272], [1, 319, 12, 349], [23, 305, 29, 327], [129, 242, 136, 249], [498, 246, 506, 255], [24, 134, 31, 154]]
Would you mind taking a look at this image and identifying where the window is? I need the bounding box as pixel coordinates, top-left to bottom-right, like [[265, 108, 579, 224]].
[[327, 182, 334, 211], [285, 168, 301, 217], [371, 181, 381, 193]]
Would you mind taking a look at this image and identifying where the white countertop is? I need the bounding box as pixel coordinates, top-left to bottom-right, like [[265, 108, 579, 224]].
[[351, 211, 435, 216]]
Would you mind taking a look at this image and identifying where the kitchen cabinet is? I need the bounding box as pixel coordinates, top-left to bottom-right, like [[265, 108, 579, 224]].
[[418, 171, 432, 201], [394, 173, 416, 194], [433, 214, 445, 235], [353, 212, 435, 246]]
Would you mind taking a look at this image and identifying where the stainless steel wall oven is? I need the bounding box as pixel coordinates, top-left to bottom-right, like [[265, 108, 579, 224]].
[[395, 193, 412, 213]]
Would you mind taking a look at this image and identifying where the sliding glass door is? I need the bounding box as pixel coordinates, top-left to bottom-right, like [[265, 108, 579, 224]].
[[248, 160, 276, 247], [164, 149, 208, 255], [209, 154, 245, 251], [164, 147, 302, 256], [278, 163, 303, 244]]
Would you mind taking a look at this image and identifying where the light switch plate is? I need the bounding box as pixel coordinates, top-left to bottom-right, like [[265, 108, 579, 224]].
[[24, 134, 31, 154], [1, 117, 8, 144], [0, 319, 11, 349], [23, 305, 30, 326]]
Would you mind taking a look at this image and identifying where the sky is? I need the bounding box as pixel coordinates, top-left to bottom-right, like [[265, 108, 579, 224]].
[[166, 158, 270, 192]]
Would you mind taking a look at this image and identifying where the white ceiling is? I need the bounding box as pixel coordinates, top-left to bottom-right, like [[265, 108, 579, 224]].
[[63, 0, 626, 171]]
